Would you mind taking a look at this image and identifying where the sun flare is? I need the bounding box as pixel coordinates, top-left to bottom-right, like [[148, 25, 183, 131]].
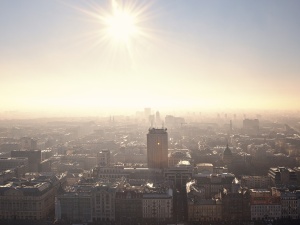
[[68, 0, 156, 66], [105, 9, 137, 42]]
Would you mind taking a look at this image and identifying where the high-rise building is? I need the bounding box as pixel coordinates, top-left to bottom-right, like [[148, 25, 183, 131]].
[[165, 115, 185, 127], [147, 128, 168, 169], [144, 108, 151, 121], [155, 111, 161, 126]]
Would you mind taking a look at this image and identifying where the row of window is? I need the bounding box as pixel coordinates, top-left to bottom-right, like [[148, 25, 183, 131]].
[[252, 205, 280, 209]]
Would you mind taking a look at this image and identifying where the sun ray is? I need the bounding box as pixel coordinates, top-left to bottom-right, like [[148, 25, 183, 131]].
[[60, 0, 164, 70]]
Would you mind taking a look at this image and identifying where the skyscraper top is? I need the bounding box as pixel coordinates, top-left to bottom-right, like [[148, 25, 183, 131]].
[[147, 128, 168, 169], [148, 128, 167, 134]]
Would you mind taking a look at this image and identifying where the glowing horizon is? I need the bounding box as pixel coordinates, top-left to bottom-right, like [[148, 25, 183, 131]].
[[0, 0, 300, 116]]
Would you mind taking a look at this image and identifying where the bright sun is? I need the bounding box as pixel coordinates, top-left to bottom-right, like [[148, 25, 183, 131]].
[[72, 0, 153, 63], [105, 10, 137, 42], [104, 1, 138, 43]]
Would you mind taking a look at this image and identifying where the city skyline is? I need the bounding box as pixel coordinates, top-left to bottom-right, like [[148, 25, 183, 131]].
[[1, 0, 300, 116]]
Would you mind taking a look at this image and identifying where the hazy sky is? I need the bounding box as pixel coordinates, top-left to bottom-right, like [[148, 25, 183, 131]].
[[1, 0, 300, 115]]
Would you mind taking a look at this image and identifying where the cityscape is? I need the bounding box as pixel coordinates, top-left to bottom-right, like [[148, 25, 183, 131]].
[[1, 1, 300, 225], [0, 111, 300, 225]]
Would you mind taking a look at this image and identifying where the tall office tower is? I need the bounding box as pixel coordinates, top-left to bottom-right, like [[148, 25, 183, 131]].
[[144, 108, 151, 123], [155, 111, 161, 125], [144, 107, 151, 116], [147, 128, 168, 169]]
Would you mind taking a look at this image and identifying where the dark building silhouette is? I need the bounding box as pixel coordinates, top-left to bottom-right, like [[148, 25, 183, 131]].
[[11, 150, 41, 172], [268, 167, 297, 187], [115, 189, 143, 224], [223, 144, 233, 165], [147, 128, 168, 169], [219, 188, 251, 221]]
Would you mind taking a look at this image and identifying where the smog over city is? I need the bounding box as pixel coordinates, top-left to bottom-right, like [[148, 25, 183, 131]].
[[1, 1, 300, 225]]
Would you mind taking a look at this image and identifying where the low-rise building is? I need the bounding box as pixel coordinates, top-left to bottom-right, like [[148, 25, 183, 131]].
[[281, 191, 298, 219], [115, 187, 144, 224], [56, 186, 93, 223], [241, 176, 270, 189], [294, 167, 300, 186], [93, 166, 163, 181], [41, 150, 53, 161], [93, 167, 129, 179], [194, 173, 235, 198], [0, 179, 56, 220], [0, 157, 28, 172], [187, 180, 222, 222], [164, 162, 193, 187], [297, 191, 300, 218], [219, 188, 251, 221], [92, 182, 118, 222], [250, 189, 281, 220], [0, 170, 15, 185], [268, 167, 297, 187], [196, 163, 213, 174], [142, 187, 173, 221], [11, 150, 41, 172], [55, 178, 173, 223], [213, 166, 228, 174], [97, 150, 111, 167], [168, 150, 191, 168], [188, 198, 222, 222]]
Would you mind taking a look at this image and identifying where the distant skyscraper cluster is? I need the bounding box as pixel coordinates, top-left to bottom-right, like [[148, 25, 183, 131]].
[[135, 108, 164, 127]]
